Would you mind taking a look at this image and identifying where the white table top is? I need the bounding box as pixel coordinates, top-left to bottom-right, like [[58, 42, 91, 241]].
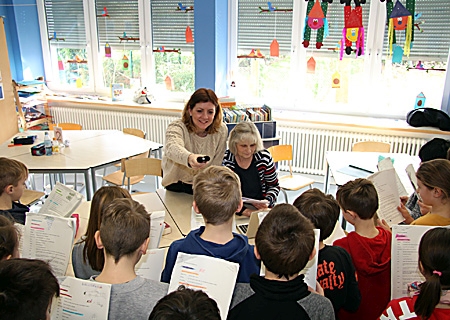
[[156, 188, 194, 236], [326, 151, 420, 195]]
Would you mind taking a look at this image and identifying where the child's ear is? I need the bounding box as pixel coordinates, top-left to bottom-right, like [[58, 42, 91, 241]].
[[433, 187, 443, 198], [236, 199, 243, 213], [253, 246, 261, 260], [94, 230, 104, 249], [4, 185, 14, 195], [345, 210, 357, 221], [192, 201, 200, 214], [140, 238, 150, 255], [308, 247, 316, 262]]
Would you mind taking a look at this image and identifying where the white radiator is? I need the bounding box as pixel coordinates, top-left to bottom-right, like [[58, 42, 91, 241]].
[[50, 106, 428, 175], [280, 127, 426, 175], [50, 107, 178, 145]]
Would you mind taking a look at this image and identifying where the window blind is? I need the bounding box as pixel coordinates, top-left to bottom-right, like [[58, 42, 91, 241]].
[[44, 0, 86, 47], [238, 0, 293, 54], [95, 0, 140, 49], [151, 0, 195, 52]]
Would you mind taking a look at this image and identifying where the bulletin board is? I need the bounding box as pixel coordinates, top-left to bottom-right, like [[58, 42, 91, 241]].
[[0, 17, 19, 144]]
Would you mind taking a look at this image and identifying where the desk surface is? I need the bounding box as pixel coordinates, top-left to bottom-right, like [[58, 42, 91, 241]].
[[326, 151, 420, 195], [156, 189, 194, 237]]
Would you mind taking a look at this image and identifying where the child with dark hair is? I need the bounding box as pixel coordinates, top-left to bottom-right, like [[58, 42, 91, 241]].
[[161, 166, 259, 283], [92, 198, 168, 320], [334, 178, 391, 320], [293, 188, 361, 317], [380, 227, 450, 319], [228, 203, 335, 320], [149, 286, 221, 320], [0, 157, 29, 224], [0, 215, 20, 260], [0, 258, 59, 320]]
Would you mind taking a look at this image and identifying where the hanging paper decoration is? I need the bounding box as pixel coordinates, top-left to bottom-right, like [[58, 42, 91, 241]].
[[58, 57, 64, 71], [105, 42, 111, 58], [302, 0, 331, 50], [331, 71, 341, 88], [307, 57, 316, 74], [392, 44, 403, 63], [122, 55, 129, 70], [340, 0, 365, 60], [270, 39, 279, 57], [76, 78, 83, 88], [256, 49, 264, 58], [102, 7, 108, 16], [165, 75, 174, 91], [185, 26, 193, 43], [414, 92, 426, 109], [388, 0, 412, 57]]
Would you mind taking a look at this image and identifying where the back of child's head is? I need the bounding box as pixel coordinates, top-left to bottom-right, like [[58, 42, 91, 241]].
[[0, 157, 28, 196], [293, 188, 340, 241], [256, 203, 315, 279], [193, 166, 241, 225], [418, 138, 450, 162], [0, 258, 59, 320], [148, 286, 221, 320], [84, 186, 132, 270], [336, 178, 379, 220], [0, 215, 19, 260], [100, 198, 150, 263], [414, 227, 450, 319], [416, 159, 450, 201]]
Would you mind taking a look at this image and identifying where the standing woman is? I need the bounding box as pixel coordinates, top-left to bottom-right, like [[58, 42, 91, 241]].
[[162, 88, 228, 194], [223, 121, 279, 216]]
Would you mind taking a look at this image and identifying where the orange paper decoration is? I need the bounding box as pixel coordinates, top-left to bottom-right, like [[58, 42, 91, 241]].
[[332, 71, 341, 88], [165, 75, 174, 91], [185, 26, 193, 43], [307, 57, 316, 74], [270, 39, 279, 57]]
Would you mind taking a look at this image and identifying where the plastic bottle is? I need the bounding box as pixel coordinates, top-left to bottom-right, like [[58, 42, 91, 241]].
[[44, 132, 52, 156], [52, 137, 60, 154]]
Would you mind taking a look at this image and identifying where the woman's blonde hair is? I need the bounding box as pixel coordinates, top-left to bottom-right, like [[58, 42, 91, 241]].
[[228, 121, 264, 155], [181, 88, 223, 134]]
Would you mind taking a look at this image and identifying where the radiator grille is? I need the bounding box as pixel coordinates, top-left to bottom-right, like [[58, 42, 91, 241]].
[[50, 106, 427, 175]]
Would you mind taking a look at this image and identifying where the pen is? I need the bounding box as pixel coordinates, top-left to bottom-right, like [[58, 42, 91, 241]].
[[8, 144, 22, 147]]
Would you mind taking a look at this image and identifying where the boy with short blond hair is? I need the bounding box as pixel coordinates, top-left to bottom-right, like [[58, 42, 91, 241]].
[[0, 157, 29, 224], [161, 165, 259, 283], [229, 204, 335, 319], [333, 178, 391, 320], [93, 198, 168, 320], [293, 188, 361, 316]]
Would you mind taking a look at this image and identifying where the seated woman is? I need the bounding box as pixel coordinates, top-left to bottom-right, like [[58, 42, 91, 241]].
[[162, 88, 228, 194], [223, 121, 279, 216]]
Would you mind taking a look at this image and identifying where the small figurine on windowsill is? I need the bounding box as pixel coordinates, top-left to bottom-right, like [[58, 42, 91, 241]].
[[133, 87, 154, 104]]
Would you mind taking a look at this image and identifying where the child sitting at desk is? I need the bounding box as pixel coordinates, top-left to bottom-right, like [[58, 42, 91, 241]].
[[161, 165, 260, 283], [293, 188, 361, 317], [0, 157, 29, 224], [334, 178, 391, 320], [92, 198, 168, 319], [228, 203, 335, 320]]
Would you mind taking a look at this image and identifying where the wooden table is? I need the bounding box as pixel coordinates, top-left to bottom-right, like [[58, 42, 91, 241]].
[[156, 188, 194, 237], [2, 130, 163, 200]]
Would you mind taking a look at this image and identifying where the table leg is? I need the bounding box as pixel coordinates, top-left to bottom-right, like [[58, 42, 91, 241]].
[[85, 171, 92, 200], [324, 162, 331, 194]]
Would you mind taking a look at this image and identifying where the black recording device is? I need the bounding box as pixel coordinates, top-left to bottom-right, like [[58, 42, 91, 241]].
[[197, 156, 210, 163]]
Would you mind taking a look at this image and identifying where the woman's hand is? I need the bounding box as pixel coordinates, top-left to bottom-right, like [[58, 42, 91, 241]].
[[252, 200, 269, 210], [188, 154, 209, 170]]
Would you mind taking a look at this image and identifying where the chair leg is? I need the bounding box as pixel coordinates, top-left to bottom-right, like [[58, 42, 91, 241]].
[[281, 189, 288, 204]]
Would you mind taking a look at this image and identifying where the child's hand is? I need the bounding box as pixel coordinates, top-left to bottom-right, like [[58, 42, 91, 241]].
[[418, 200, 431, 216], [400, 195, 409, 205], [377, 218, 392, 232], [308, 281, 324, 296], [397, 203, 414, 225]]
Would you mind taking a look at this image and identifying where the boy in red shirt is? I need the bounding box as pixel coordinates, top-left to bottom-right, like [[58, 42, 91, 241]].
[[334, 178, 391, 320]]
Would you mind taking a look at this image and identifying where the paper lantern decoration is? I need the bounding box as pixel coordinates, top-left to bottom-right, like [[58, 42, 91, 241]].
[[270, 39, 279, 57], [331, 71, 341, 88], [388, 1, 412, 57], [302, 0, 330, 49], [307, 57, 316, 74], [415, 92, 426, 109], [340, 4, 364, 60], [105, 42, 111, 58], [58, 57, 64, 71], [186, 26, 193, 43], [76, 78, 83, 88], [165, 75, 174, 91], [122, 55, 129, 70]]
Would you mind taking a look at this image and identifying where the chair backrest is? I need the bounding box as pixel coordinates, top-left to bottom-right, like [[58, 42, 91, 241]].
[[123, 157, 162, 179], [49, 123, 83, 130], [267, 144, 293, 163], [123, 128, 146, 139], [352, 141, 391, 153]]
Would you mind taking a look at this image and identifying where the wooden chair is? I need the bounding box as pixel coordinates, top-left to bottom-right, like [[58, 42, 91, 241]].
[[19, 189, 45, 206], [352, 141, 391, 153], [121, 157, 162, 192], [267, 144, 315, 203], [49, 122, 83, 130]]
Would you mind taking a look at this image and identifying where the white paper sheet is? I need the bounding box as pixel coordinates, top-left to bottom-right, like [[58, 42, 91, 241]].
[[135, 248, 166, 281], [300, 229, 321, 289], [22, 212, 76, 277], [367, 168, 405, 226], [39, 182, 83, 217], [51, 277, 111, 320], [190, 206, 205, 231], [378, 158, 409, 197], [391, 225, 437, 299], [168, 253, 239, 319], [149, 210, 165, 249]]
